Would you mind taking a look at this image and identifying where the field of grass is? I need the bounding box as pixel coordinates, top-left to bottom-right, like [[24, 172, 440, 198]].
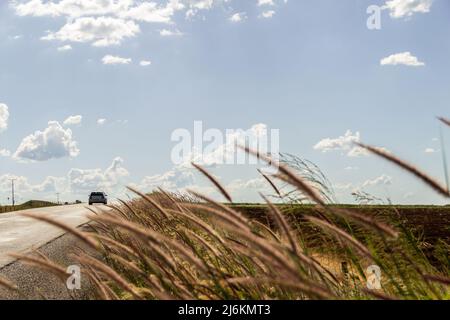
[[233, 204, 450, 244], [0, 200, 59, 214]]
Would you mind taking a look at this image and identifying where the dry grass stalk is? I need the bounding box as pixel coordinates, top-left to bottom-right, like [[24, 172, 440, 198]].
[[0, 276, 17, 291], [261, 194, 299, 254], [305, 216, 374, 260], [239, 145, 325, 205], [191, 162, 233, 203], [20, 212, 99, 249], [324, 207, 399, 239], [257, 169, 282, 197], [187, 190, 250, 228], [438, 117, 450, 127], [423, 274, 450, 286], [9, 252, 68, 280], [227, 276, 334, 300], [356, 142, 450, 197], [77, 253, 144, 300], [90, 214, 209, 274], [126, 187, 171, 220], [165, 208, 226, 245]]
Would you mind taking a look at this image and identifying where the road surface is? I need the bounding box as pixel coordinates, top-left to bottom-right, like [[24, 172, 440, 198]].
[[0, 204, 97, 268]]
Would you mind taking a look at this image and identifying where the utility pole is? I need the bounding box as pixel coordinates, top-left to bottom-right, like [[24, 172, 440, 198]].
[[56, 193, 60, 204], [11, 178, 16, 208]]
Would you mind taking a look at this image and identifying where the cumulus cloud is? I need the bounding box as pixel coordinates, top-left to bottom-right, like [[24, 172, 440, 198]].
[[63, 115, 82, 126], [0, 174, 33, 195], [14, 121, 80, 161], [0, 157, 129, 202], [313, 130, 369, 157], [97, 118, 107, 125], [258, 0, 275, 6], [383, 0, 433, 19], [137, 123, 276, 194], [12, 0, 289, 48], [140, 60, 152, 66], [380, 52, 425, 67], [57, 44, 72, 51], [32, 176, 67, 193], [227, 178, 267, 192], [13, 0, 135, 18], [102, 54, 132, 65], [135, 166, 195, 192], [159, 28, 183, 36], [173, 123, 277, 168], [118, 1, 177, 23], [0, 149, 11, 157], [363, 174, 393, 187], [0, 103, 9, 132], [69, 157, 129, 192], [424, 148, 436, 153], [260, 10, 276, 18], [229, 12, 247, 23], [42, 16, 140, 47]]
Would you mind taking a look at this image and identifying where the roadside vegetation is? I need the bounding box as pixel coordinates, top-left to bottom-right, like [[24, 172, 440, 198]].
[[0, 200, 59, 214], [1, 118, 449, 300]]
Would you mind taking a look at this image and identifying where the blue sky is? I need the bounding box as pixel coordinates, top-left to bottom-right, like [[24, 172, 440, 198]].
[[0, 0, 449, 205]]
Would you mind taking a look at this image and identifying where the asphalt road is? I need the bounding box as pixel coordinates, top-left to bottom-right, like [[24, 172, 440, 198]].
[[0, 204, 96, 268], [0, 204, 104, 299]]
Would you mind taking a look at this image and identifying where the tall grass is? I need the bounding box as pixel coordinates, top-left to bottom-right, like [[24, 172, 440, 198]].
[[2, 120, 450, 300]]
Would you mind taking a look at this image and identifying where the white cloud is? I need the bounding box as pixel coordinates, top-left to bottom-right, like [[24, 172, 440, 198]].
[[229, 12, 247, 23], [42, 16, 140, 47], [424, 148, 436, 153], [63, 115, 82, 126], [383, 0, 433, 19], [97, 118, 107, 125], [0, 157, 129, 202], [102, 54, 132, 65], [57, 44, 72, 51], [258, 0, 275, 6], [135, 166, 195, 192], [12, 0, 289, 48], [363, 174, 393, 187], [334, 182, 353, 190], [69, 157, 129, 192], [380, 52, 425, 67], [32, 176, 66, 193], [0, 149, 11, 157], [13, 0, 134, 18], [140, 60, 152, 66], [313, 130, 369, 157], [227, 178, 267, 192], [136, 123, 274, 194], [118, 1, 176, 23], [14, 121, 80, 161], [260, 10, 276, 18], [159, 28, 183, 37], [0, 103, 9, 132]]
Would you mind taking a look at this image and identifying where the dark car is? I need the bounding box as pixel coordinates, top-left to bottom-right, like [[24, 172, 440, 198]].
[[89, 192, 108, 205]]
